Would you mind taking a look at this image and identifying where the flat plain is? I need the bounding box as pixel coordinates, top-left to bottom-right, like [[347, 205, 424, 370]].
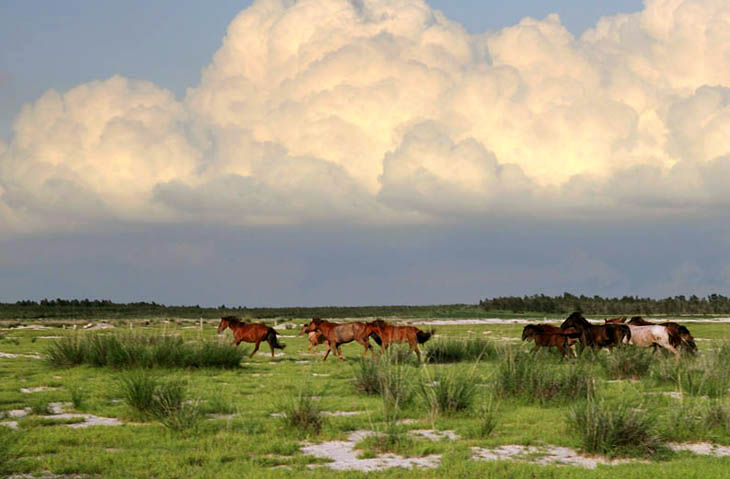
[[1, 316, 729, 478]]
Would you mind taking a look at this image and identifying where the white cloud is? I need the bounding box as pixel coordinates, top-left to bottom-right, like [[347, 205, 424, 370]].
[[2, 0, 730, 233]]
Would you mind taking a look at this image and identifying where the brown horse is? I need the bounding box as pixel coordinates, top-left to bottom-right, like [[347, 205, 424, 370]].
[[560, 312, 631, 351], [298, 323, 328, 353], [521, 324, 581, 358], [364, 319, 434, 362], [217, 316, 285, 358], [301, 318, 380, 361], [627, 316, 697, 353]]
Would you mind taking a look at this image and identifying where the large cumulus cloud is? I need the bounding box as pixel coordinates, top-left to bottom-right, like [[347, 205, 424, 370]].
[[3, 0, 730, 233]]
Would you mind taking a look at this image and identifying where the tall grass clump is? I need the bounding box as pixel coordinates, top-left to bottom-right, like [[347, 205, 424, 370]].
[[419, 367, 478, 417], [494, 350, 594, 403], [46, 332, 245, 369], [425, 337, 498, 363], [280, 390, 325, 435], [378, 361, 414, 419], [568, 398, 665, 458], [353, 358, 382, 395], [120, 372, 201, 431], [653, 345, 730, 398], [599, 346, 654, 380]]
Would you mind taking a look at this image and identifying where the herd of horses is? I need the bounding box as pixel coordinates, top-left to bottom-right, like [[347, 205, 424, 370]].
[[217, 312, 697, 362], [522, 312, 697, 358]]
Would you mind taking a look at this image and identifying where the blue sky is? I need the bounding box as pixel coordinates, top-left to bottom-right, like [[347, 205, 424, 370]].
[[2, 0, 730, 307]]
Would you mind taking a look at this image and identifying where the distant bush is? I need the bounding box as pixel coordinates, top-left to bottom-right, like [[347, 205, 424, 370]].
[[46, 333, 245, 369], [425, 337, 498, 363], [494, 350, 594, 403], [568, 399, 664, 457]]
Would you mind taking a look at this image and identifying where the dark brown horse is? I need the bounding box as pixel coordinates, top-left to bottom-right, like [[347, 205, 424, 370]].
[[300, 318, 380, 361], [521, 324, 581, 358], [560, 312, 631, 351], [363, 319, 434, 362], [627, 316, 697, 353], [217, 316, 285, 358]]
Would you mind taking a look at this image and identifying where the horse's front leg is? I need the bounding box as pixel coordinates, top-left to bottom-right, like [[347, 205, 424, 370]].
[[249, 340, 261, 359], [322, 343, 332, 361]]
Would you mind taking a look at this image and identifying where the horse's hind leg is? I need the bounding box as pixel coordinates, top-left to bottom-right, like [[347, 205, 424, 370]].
[[268, 338, 276, 358], [249, 340, 261, 358]]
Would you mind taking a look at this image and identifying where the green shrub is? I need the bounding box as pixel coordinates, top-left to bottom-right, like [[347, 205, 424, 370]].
[[353, 358, 382, 395], [120, 372, 157, 416], [568, 399, 665, 458], [69, 385, 86, 410], [419, 368, 477, 417], [425, 337, 498, 363], [599, 346, 654, 379], [30, 400, 51, 416]]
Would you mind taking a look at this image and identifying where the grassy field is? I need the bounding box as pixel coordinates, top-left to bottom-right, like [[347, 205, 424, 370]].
[[1, 317, 729, 478]]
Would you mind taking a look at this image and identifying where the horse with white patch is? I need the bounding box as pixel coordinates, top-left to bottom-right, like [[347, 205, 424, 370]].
[[626, 324, 680, 358]]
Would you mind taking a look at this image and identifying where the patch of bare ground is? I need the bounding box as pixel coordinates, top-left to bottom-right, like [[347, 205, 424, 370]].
[[301, 430, 441, 472], [36, 402, 122, 428], [410, 429, 459, 441], [669, 443, 730, 457], [471, 445, 633, 469], [0, 352, 42, 359]]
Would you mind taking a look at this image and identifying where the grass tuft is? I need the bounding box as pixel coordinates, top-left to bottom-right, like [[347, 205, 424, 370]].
[[280, 391, 325, 435], [568, 398, 665, 458], [425, 337, 498, 363], [419, 367, 477, 417], [599, 346, 654, 379]]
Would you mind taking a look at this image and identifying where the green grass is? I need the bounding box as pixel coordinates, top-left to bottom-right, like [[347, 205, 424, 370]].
[[425, 337, 499, 363], [1, 317, 730, 478]]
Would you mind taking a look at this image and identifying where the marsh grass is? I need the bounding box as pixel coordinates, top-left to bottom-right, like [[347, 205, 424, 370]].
[[494, 350, 594, 403], [280, 390, 325, 435], [356, 421, 414, 457], [599, 345, 654, 379], [425, 337, 498, 363], [69, 384, 86, 410], [30, 400, 51, 416], [419, 367, 477, 417], [119, 372, 201, 431], [46, 333, 245, 369], [352, 357, 414, 418], [568, 398, 665, 458], [653, 347, 730, 398]]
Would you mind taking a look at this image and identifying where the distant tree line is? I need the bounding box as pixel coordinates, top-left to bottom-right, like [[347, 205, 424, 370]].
[[479, 293, 730, 315], [0, 299, 479, 320]]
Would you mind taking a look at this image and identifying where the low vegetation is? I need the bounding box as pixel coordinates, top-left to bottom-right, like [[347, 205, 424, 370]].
[[46, 332, 245, 369], [425, 337, 498, 363]]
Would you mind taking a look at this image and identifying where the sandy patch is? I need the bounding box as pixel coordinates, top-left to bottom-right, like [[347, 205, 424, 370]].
[[312, 373, 330, 377], [669, 442, 730, 457], [5, 408, 31, 418], [20, 386, 58, 393], [208, 414, 237, 420], [83, 322, 115, 330], [1, 420, 19, 429], [471, 445, 631, 469], [410, 429, 459, 441], [322, 411, 364, 417], [301, 430, 441, 471], [46, 402, 122, 428], [10, 324, 50, 330], [0, 352, 42, 359]]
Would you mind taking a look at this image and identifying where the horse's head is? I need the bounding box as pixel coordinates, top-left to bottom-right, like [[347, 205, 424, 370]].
[[301, 318, 322, 334], [521, 325, 536, 341], [366, 319, 386, 334], [561, 312, 588, 330], [217, 317, 230, 334]]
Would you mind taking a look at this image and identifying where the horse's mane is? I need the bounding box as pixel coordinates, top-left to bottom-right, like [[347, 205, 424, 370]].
[[221, 316, 244, 325], [370, 319, 387, 328]]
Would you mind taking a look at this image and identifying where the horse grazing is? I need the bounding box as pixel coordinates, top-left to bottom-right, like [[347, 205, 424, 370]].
[[301, 318, 380, 361], [217, 316, 285, 358], [627, 316, 697, 354], [521, 324, 581, 358], [299, 323, 328, 353], [364, 319, 434, 362], [560, 312, 631, 351]]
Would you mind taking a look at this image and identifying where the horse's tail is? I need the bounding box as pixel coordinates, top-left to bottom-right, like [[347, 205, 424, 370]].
[[267, 329, 286, 350], [416, 328, 434, 344], [369, 332, 382, 346], [620, 325, 631, 344]]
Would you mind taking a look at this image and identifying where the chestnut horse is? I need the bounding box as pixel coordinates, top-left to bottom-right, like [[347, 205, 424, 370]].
[[521, 324, 581, 358], [364, 319, 434, 362], [560, 312, 631, 351], [217, 316, 285, 358], [300, 318, 380, 361], [298, 324, 328, 353]]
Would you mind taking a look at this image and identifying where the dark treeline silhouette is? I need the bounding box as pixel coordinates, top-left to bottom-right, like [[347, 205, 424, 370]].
[[480, 293, 730, 315], [0, 299, 478, 320]]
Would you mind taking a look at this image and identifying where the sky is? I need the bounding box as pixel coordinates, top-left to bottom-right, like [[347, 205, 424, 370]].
[[2, 0, 730, 307]]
